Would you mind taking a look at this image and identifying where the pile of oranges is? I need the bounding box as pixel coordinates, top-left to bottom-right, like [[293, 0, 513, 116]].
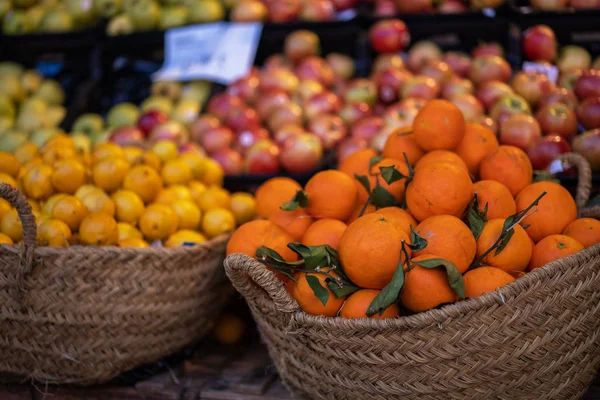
[[0, 135, 256, 248], [227, 99, 600, 319]]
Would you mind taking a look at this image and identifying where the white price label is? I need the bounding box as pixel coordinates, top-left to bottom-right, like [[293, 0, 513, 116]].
[[522, 61, 559, 84], [153, 22, 263, 84]]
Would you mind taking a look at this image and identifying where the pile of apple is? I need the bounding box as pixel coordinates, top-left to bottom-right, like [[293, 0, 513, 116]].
[[2, 0, 99, 35], [0, 62, 67, 152], [526, 0, 600, 10], [368, 0, 504, 15], [103, 0, 358, 36]]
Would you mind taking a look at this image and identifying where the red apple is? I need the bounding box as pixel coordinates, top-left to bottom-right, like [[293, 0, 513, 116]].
[[574, 70, 600, 100], [351, 116, 384, 141], [371, 53, 405, 75], [398, 97, 428, 112], [259, 67, 299, 94], [326, 53, 355, 81], [522, 25, 558, 62], [137, 110, 169, 137], [304, 91, 342, 120], [499, 114, 542, 150], [201, 126, 234, 154], [245, 139, 281, 174], [178, 142, 206, 157], [557, 45, 592, 74], [368, 19, 411, 54], [444, 51, 471, 78], [476, 81, 514, 111], [109, 126, 144, 146], [339, 102, 372, 125], [451, 93, 484, 122], [149, 121, 189, 144], [190, 115, 221, 142], [212, 148, 244, 175], [255, 90, 291, 121], [376, 68, 413, 104], [295, 79, 325, 103], [407, 41, 443, 72], [263, 54, 293, 70], [370, 125, 396, 152], [540, 87, 579, 110], [268, 0, 301, 22], [442, 76, 475, 100], [511, 71, 555, 108], [382, 103, 418, 129], [224, 107, 260, 133], [280, 133, 323, 173], [336, 137, 368, 162], [295, 56, 335, 87], [273, 124, 305, 146], [536, 102, 578, 138], [227, 74, 260, 104], [235, 127, 270, 154], [300, 0, 336, 21], [267, 102, 303, 131], [344, 78, 378, 106], [530, 0, 568, 10], [284, 30, 320, 64], [572, 129, 600, 170], [374, 0, 396, 15], [490, 94, 532, 124], [395, 0, 434, 13], [477, 115, 498, 134], [527, 135, 571, 169], [419, 59, 452, 85], [308, 114, 348, 149], [331, 0, 358, 10], [559, 68, 583, 91], [576, 96, 600, 129], [471, 42, 504, 58], [469, 55, 511, 84], [401, 75, 440, 100], [439, 0, 468, 12], [230, 0, 269, 22]]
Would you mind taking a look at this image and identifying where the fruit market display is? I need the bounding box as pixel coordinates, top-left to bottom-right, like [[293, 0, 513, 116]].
[[369, 0, 505, 15], [226, 98, 599, 318], [524, 0, 600, 10]]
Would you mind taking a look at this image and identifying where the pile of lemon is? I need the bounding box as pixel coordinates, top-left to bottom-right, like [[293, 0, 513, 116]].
[[0, 135, 256, 248]]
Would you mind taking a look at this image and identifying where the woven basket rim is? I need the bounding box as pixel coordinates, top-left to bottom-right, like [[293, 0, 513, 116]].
[[225, 242, 600, 330]]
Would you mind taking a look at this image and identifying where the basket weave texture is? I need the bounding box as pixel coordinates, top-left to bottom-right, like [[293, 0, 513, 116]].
[[224, 153, 600, 400], [0, 184, 232, 385]]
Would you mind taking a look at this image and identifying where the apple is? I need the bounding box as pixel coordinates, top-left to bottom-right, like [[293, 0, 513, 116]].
[[230, 0, 269, 22], [472, 42, 504, 58], [572, 129, 600, 170], [109, 126, 144, 146], [419, 60, 452, 85], [371, 53, 405, 75], [407, 41, 443, 72], [259, 67, 299, 94], [351, 116, 384, 141], [499, 114, 542, 150], [235, 127, 270, 154], [179, 142, 206, 157], [224, 107, 260, 133], [344, 79, 378, 106], [574, 70, 600, 100], [530, 0, 568, 9], [451, 94, 484, 122], [368, 18, 411, 54], [190, 115, 220, 142], [527, 135, 571, 169], [571, 0, 600, 7], [268, 0, 301, 22], [227, 73, 260, 104], [202, 126, 235, 154], [540, 87, 579, 110], [511, 71, 555, 108], [442, 76, 475, 100], [304, 91, 342, 120], [267, 102, 303, 131], [337, 137, 368, 162], [535, 103, 578, 138], [295, 56, 335, 87], [557, 45, 592, 74], [255, 90, 291, 121], [149, 121, 189, 144], [395, 0, 434, 13], [490, 94, 532, 124], [374, 0, 396, 15], [137, 110, 169, 137], [522, 25, 557, 62], [376, 68, 413, 104], [339, 102, 372, 125], [383, 103, 418, 129], [401, 75, 440, 100], [284, 30, 320, 64], [273, 124, 305, 146], [477, 115, 498, 134], [576, 97, 600, 129], [280, 133, 323, 173], [300, 0, 335, 21], [398, 97, 428, 112], [444, 51, 471, 78], [207, 93, 243, 120], [308, 114, 348, 149], [476, 81, 515, 111], [331, 0, 358, 10], [559, 68, 583, 91], [212, 148, 244, 175], [188, 0, 224, 23], [370, 125, 396, 152], [439, 0, 468, 12], [245, 139, 281, 174], [263, 54, 293, 70], [295, 79, 325, 103], [326, 53, 355, 81], [469, 55, 511, 84]]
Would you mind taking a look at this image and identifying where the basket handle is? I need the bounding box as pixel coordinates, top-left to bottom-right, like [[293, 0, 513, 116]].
[[550, 153, 599, 218], [224, 253, 300, 314]]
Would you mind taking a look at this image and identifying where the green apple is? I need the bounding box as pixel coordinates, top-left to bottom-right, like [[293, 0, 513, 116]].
[[130, 0, 160, 31], [0, 0, 12, 20], [72, 113, 104, 135], [16, 111, 49, 132], [107, 102, 140, 128], [0, 62, 24, 78], [2, 10, 34, 35], [151, 80, 182, 101], [94, 0, 122, 18], [0, 75, 25, 103], [0, 130, 28, 153], [180, 80, 211, 104], [26, 5, 46, 30], [66, 0, 98, 27], [47, 105, 66, 127], [106, 13, 134, 35], [39, 9, 74, 33], [20, 96, 48, 114], [0, 95, 16, 120], [171, 98, 199, 126], [70, 132, 92, 153], [35, 79, 65, 105], [21, 70, 42, 96], [187, 0, 224, 23], [12, 0, 38, 9], [158, 5, 188, 29], [30, 127, 64, 147], [90, 129, 111, 146], [141, 95, 173, 114]]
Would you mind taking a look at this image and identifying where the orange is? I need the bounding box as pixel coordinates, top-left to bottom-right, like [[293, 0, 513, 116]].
[[476, 218, 533, 273], [463, 266, 515, 298], [529, 234, 584, 270], [363, 157, 410, 204], [400, 254, 458, 313], [376, 207, 417, 236], [14, 142, 39, 165], [339, 148, 378, 178], [346, 200, 376, 224], [339, 213, 410, 289], [226, 219, 298, 262], [197, 186, 231, 212], [42, 134, 75, 152], [119, 237, 149, 248], [0, 198, 10, 220], [41, 146, 76, 165], [123, 146, 144, 165], [27, 200, 40, 213], [92, 157, 130, 192], [0, 208, 22, 242], [382, 128, 424, 167], [138, 151, 162, 171], [202, 207, 236, 238], [413, 99, 466, 151], [171, 199, 202, 230], [155, 187, 184, 205], [22, 164, 55, 200], [51, 195, 88, 231], [165, 229, 207, 247], [291, 269, 346, 317], [201, 158, 224, 186], [516, 181, 578, 243], [111, 190, 145, 225], [75, 184, 103, 200], [123, 165, 163, 204], [117, 222, 143, 241], [479, 145, 532, 197], [81, 192, 116, 216], [269, 208, 314, 241], [161, 159, 193, 186], [305, 170, 357, 220], [415, 150, 469, 174], [0, 172, 17, 188], [151, 140, 178, 163], [189, 180, 208, 205], [255, 177, 302, 219], [0, 152, 20, 177], [472, 180, 516, 220], [301, 218, 347, 250], [79, 212, 119, 246], [563, 218, 600, 249], [169, 185, 193, 202], [0, 232, 13, 245], [139, 204, 179, 241], [455, 123, 499, 176], [339, 289, 400, 319], [179, 153, 206, 179], [414, 215, 476, 273], [41, 193, 67, 216], [51, 158, 87, 194], [230, 192, 257, 225], [406, 162, 473, 222], [37, 219, 71, 247], [93, 142, 124, 162]]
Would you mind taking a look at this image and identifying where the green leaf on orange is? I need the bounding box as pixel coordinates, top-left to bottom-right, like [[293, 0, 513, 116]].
[[379, 165, 406, 185], [366, 259, 404, 317], [408, 225, 428, 252], [280, 190, 308, 211], [412, 257, 465, 299], [371, 186, 397, 208], [306, 275, 329, 306]]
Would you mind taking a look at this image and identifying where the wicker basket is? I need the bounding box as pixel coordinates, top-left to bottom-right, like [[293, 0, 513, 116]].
[[224, 153, 600, 400], [0, 184, 232, 385]]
